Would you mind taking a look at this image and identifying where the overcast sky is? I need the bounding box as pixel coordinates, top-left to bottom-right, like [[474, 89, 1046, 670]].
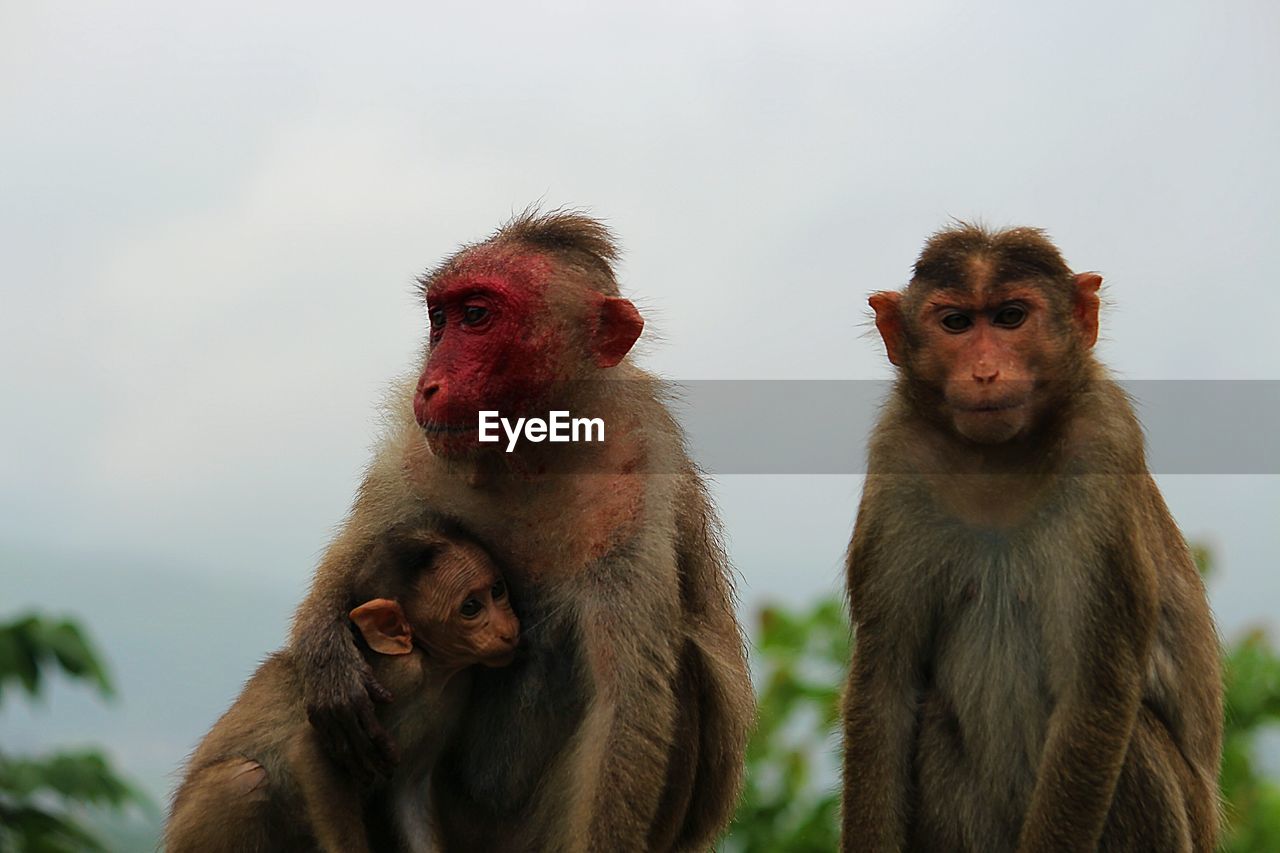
[[2, 0, 1278, 808]]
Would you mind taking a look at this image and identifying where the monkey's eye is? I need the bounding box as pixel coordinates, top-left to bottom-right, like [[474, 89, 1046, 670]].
[[428, 307, 447, 330], [460, 598, 483, 619], [461, 305, 490, 327], [940, 313, 972, 333], [491, 581, 507, 600], [992, 304, 1027, 328]]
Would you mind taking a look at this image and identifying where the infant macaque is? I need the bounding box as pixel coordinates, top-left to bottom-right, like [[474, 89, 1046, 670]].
[[165, 527, 518, 852]]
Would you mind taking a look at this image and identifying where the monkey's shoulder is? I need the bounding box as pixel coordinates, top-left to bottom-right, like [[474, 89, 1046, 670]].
[[219, 652, 306, 727], [181, 651, 309, 781]]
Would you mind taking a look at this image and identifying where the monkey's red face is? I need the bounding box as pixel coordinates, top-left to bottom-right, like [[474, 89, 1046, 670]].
[[415, 253, 561, 454], [871, 279, 1099, 445], [413, 249, 643, 456]]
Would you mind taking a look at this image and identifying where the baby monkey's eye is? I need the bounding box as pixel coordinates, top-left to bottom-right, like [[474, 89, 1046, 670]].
[[460, 598, 483, 619], [492, 581, 507, 600]]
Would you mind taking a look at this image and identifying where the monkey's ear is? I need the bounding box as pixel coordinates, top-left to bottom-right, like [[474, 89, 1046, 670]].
[[350, 599, 414, 656], [589, 295, 644, 369], [1073, 273, 1103, 348], [868, 291, 906, 366]]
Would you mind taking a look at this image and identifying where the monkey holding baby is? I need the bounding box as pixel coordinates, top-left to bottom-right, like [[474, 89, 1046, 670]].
[[289, 211, 753, 852], [842, 224, 1223, 852], [165, 525, 518, 852]]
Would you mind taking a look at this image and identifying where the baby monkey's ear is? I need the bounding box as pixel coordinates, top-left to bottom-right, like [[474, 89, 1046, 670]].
[[349, 599, 413, 655]]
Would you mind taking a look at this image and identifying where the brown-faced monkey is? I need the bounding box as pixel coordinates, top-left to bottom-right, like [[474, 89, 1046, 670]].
[[290, 210, 753, 852], [165, 527, 518, 853], [842, 224, 1222, 853]]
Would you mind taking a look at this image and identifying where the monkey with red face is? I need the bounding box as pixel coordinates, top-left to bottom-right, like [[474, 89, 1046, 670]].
[[842, 224, 1222, 852], [291, 211, 753, 853]]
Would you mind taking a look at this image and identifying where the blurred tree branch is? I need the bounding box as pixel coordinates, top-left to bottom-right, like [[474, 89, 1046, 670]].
[[0, 612, 150, 853]]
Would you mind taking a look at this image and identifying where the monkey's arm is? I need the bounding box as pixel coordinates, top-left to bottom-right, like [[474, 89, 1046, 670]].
[[665, 475, 755, 851], [287, 730, 373, 853], [1016, 537, 1158, 853], [289, 510, 398, 782], [840, 516, 926, 853], [560, 555, 688, 853]]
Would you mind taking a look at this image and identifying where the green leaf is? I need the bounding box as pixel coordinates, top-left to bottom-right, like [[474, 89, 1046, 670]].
[[2, 752, 141, 806], [0, 612, 149, 853], [0, 802, 108, 852], [0, 617, 44, 697], [38, 621, 114, 697], [0, 613, 115, 703]]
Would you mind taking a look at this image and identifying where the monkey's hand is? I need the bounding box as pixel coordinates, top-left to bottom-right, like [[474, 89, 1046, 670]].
[[302, 630, 398, 784]]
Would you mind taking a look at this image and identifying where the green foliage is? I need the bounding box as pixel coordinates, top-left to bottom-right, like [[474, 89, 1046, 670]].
[[0, 613, 148, 853], [1220, 630, 1280, 852], [727, 561, 1280, 852], [0, 615, 113, 700], [725, 597, 848, 852]]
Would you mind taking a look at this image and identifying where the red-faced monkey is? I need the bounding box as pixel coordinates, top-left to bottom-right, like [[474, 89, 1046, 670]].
[[842, 224, 1222, 853], [165, 527, 518, 853], [290, 210, 753, 852]]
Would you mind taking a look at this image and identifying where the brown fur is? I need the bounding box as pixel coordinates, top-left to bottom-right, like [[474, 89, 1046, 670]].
[[289, 211, 754, 852], [842, 223, 1223, 852], [420, 206, 623, 296], [165, 530, 516, 853]]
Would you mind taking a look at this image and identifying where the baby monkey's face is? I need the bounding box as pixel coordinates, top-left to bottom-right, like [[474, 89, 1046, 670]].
[[406, 540, 520, 669]]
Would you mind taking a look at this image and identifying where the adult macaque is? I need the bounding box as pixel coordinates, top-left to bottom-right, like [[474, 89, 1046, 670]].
[[291, 211, 753, 852], [842, 224, 1222, 852], [166, 527, 519, 853]]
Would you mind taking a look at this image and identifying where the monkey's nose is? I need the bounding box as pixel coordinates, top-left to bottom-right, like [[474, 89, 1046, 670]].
[[413, 380, 442, 427], [972, 365, 999, 383]]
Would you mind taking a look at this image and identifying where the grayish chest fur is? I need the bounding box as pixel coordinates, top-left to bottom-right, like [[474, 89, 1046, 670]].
[[925, 528, 1057, 847], [878, 489, 1095, 851]]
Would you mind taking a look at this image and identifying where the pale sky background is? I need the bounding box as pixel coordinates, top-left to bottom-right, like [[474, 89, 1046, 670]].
[[2, 0, 1278, 824]]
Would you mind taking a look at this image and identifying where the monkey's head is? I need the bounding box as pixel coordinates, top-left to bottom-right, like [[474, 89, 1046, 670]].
[[350, 530, 519, 670], [870, 223, 1102, 445], [411, 211, 644, 456]]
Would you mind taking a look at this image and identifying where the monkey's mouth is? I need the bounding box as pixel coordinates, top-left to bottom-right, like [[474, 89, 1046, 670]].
[[485, 649, 519, 667], [953, 399, 1027, 414], [420, 421, 477, 435]]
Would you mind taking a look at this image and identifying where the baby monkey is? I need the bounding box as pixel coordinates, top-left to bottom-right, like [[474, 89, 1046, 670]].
[[165, 527, 519, 852]]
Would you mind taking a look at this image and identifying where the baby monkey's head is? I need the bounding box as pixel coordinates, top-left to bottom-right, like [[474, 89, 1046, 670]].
[[349, 527, 519, 671]]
